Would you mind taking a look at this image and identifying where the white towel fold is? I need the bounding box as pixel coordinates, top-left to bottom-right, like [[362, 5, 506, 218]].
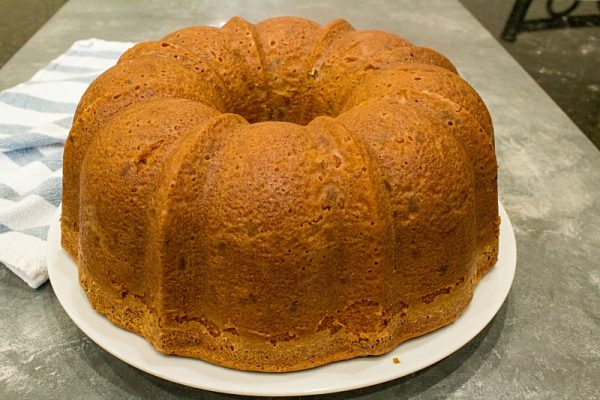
[[0, 39, 133, 288]]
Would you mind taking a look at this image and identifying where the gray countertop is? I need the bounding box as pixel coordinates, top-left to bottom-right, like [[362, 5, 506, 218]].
[[1, 0, 599, 398]]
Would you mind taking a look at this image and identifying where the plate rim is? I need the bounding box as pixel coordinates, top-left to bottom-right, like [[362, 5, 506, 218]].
[[47, 202, 516, 396]]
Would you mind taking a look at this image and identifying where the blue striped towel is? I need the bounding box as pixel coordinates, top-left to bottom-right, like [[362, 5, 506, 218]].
[[0, 39, 133, 288]]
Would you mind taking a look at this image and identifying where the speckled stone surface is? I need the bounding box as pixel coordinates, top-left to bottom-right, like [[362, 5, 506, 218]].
[[0, 0, 67, 68], [460, 0, 600, 149], [1, 0, 599, 399]]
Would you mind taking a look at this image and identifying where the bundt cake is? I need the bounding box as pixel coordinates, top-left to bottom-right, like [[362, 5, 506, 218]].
[[61, 16, 499, 372]]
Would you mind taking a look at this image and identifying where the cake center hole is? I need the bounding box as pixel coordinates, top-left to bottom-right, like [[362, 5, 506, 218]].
[[230, 85, 340, 126]]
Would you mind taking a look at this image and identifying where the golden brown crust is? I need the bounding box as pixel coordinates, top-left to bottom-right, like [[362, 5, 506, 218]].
[[77, 99, 221, 305], [343, 66, 492, 136], [117, 41, 230, 104], [79, 261, 480, 372], [221, 17, 266, 122], [61, 54, 223, 260], [253, 17, 321, 124], [62, 16, 499, 372]]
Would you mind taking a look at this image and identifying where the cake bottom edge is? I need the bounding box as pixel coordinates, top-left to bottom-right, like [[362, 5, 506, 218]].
[[77, 255, 491, 372]]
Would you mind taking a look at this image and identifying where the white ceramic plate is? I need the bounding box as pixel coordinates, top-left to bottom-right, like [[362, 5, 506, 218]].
[[47, 203, 516, 397]]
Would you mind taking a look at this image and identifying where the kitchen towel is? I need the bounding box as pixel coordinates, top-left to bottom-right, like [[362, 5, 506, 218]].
[[0, 39, 133, 288]]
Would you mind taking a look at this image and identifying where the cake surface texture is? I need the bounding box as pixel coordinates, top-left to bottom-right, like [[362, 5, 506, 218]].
[[62, 16, 499, 372]]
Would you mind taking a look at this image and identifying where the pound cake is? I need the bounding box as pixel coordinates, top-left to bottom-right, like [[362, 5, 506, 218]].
[[61, 16, 499, 372]]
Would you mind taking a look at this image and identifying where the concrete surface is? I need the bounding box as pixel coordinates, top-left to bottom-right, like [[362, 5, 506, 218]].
[[0, 0, 67, 68], [1, 0, 599, 399], [460, 0, 600, 149], [2, 0, 599, 149]]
